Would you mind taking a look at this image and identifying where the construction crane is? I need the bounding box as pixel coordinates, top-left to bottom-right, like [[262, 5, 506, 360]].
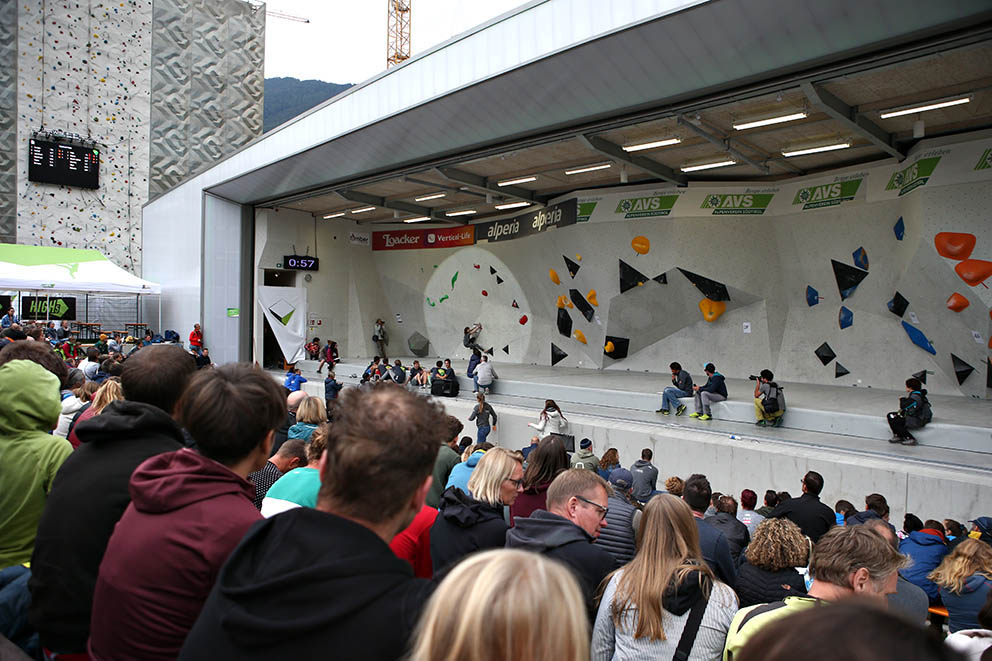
[[267, 9, 310, 23], [387, 0, 411, 68]]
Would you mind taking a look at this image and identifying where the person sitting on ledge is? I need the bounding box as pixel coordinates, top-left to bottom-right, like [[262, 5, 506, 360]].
[[283, 366, 306, 392], [753, 368, 785, 427], [689, 363, 727, 421], [886, 377, 932, 446], [656, 361, 693, 416], [409, 360, 429, 388]]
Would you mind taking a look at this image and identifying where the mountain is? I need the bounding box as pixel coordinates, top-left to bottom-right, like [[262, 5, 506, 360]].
[[263, 77, 353, 132]]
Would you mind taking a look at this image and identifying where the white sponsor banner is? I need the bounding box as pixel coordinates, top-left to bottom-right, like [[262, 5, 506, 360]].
[[257, 286, 307, 364], [349, 231, 370, 247]]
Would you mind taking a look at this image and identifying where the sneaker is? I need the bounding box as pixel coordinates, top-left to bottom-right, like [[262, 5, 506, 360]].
[[688, 412, 701, 418], [772, 417, 784, 427], [901, 436, 918, 446], [698, 414, 711, 421], [676, 404, 687, 416], [888, 436, 903, 444], [756, 420, 767, 427], [656, 409, 670, 415]]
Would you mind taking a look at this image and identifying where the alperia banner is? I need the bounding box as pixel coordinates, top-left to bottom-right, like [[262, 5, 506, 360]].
[[701, 193, 774, 215], [885, 157, 940, 196], [792, 178, 863, 210]]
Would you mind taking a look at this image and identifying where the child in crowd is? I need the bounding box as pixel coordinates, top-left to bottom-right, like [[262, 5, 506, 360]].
[[305, 337, 320, 360], [284, 367, 307, 392], [324, 370, 343, 412]]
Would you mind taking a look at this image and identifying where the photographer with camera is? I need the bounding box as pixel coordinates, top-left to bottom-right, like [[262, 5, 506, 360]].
[[753, 369, 785, 427]]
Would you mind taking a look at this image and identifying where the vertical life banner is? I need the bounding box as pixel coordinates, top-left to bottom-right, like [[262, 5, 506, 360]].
[[257, 286, 307, 364]]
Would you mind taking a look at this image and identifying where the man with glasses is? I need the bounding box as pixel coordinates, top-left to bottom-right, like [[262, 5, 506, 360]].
[[506, 468, 618, 621]]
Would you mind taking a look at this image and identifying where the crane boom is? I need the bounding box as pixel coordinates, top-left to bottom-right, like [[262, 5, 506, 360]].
[[387, 0, 411, 68]]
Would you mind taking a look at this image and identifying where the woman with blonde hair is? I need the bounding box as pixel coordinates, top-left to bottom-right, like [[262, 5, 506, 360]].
[[929, 539, 992, 632], [288, 395, 326, 441], [67, 378, 124, 448], [735, 517, 809, 607], [430, 448, 523, 575], [591, 494, 738, 660], [411, 549, 588, 661]]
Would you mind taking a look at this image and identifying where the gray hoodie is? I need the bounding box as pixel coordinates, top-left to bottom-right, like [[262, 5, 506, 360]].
[[630, 459, 658, 502]]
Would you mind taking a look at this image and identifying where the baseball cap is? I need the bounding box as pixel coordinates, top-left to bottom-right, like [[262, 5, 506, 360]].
[[609, 468, 633, 490]]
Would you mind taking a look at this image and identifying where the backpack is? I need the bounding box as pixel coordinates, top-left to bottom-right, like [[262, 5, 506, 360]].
[[763, 383, 782, 414], [163, 329, 180, 343], [912, 390, 933, 424]]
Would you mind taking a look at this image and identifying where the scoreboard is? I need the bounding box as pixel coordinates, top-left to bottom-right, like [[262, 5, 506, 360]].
[[28, 138, 100, 189]]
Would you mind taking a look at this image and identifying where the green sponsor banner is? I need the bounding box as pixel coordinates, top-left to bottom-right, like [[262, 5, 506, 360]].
[[226, 308, 239, 318], [792, 179, 863, 210], [974, 148, 992, 171], [577, 201, 598, 222], [614, 194, 679, 218], [700, 193, 774, 215], [885, 157, 940, 196], [22, 296, 75, 319]]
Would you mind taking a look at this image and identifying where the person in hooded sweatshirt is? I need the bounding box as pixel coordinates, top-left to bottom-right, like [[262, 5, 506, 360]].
[[87, 363, 285, 660], [444, 443, 493, 493], [28, 346, 196, 658], [630, 448, 659, 505], [179, 383, 445, 661], [430, 448, 524, 576], [898, 518, 950, 604], [506, 469, 618, 622], [54, 367, 86, 438], [571, 438, 599, 471]]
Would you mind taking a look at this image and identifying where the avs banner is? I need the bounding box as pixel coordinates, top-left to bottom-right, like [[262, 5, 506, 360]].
[[474, 198, 577, 244], [372, 225, 475, 251], [257, 286, 307, 364], [22, 295, 77, 320]]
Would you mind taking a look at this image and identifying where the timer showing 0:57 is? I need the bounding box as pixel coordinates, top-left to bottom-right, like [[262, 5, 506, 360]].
[[283, 255, 319, 271]]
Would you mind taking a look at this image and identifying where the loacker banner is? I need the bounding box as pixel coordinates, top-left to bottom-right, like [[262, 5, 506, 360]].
[[372, 225, 475, 251]]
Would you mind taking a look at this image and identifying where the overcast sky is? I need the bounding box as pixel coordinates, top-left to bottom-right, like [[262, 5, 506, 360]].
[[263, 0, 527, 84]]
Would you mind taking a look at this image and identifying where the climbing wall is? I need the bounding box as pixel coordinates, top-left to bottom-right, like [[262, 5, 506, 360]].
[[0, 0, 16, 244]]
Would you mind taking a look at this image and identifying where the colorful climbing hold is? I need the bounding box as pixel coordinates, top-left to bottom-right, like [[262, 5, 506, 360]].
[[893, 217, 905, 241], [698, 298, 726, 322], [838, 306, 853, 329], [473, 264, 480, 269], [519, 315, 528, 325], [946, 292, 969, 312], [556, 295, 566, 309], [451, 271, 459, 289], [604, 341, 615, 353], [934, 232, 976, 260], [852, 247, 869, 271], [631, 235, 650, 255], [573, 329, 587, 344], [481, 290, 488, 297], [805, 286, 820, 307], [575, 254, 582, 261], [438, 295, 449, 303], [901, 321, 936, 355], [587, 289, 598, 307], [954, 259, 992, 287], [549, 269, 561, 285], [426, 297, 436, 307]]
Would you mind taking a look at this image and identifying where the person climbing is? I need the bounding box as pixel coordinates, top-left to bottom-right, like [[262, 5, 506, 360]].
[[887, 377, 932, 446], [463, 323, 484, 353]]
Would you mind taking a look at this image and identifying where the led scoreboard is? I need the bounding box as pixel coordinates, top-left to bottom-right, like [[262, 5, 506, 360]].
[[283, 255, 320, 271], [28, 138, 101, 189]]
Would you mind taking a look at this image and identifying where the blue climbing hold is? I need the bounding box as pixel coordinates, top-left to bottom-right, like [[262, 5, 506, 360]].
[[805, 285, 820, 307], [893, 217, 905, 241], [838, 306, 853, 330], [852, 247, 869, 271], [901, 321, 936, 355]]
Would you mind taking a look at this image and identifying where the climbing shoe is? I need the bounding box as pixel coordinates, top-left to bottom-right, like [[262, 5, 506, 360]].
[[698, 414, 712, 421], [688, 412, 701, 418]]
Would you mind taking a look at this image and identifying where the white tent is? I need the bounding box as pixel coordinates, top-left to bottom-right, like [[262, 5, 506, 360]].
[[0, 244, 160, 294]]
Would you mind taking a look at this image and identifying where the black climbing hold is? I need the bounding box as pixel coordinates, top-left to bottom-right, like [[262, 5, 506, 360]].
[[502, 345, 509, 355], [814, 342, 836, 366], [831, 259, 868, 300], [485, 347, 494, 356], [987, 359, 992, 389], [511, 299, 519, 308], [653, 273, 667, 284], [490, 266, 497, 275], [569, 288, 595, 323], [557, 307, 573, 338], [563, 255, 581, 279], [551, 343, 568, 366], [619, 260, 649, 293], [951, 353, 974, 386], [495, 275, 504, 285], [887, 292, 909, 318], [604, 336, 630, 360], [912, 370, 927, 385], [677, 268, 730, 301], [835, 363, 850, 378]]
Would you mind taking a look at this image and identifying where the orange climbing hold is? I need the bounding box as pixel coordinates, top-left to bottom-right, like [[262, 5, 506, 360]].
[[631, 236, 650, 255], [946, 293, 969, 312], [699, 297, 727, 322], [587, 289, 599, 307], [573, 329, 587, 344], [954, 259, 992, 287], [604, 341, 615, 353], [549, 269, 561, 285], [556, 294, 568, 309], [934, 232, 976, 260], [575, 254, 582, 261]]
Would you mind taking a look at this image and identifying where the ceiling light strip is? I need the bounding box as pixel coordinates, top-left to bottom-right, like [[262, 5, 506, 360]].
[[403, 216, 431, 223], [494, 201, 531, 210], [445, 209, 477, 217], [622, 137, 681, 152], [322, 212, 346, 219], [732, 111, 808, 130], [781, 142, 851, 157], [564, 163, 612, 175], [350, 206, 376, 214], [680, 159, 736, 172], [497, 176, 537, 187], [414, 192, 446, 201], [879, 95, 971, 119]]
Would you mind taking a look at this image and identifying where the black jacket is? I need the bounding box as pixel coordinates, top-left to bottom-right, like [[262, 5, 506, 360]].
[[768, 493, 835, 542], [180, 507, 432, 661], [735, 560, 807, 607], [695, 518, 737, 588], [430, 487, 508, 576], [595, 494, 639, 565], [270, 411, 296, 456], [28, 400, 186, 653], [704, 512, 751, 563], [505, 510, 617, 620]]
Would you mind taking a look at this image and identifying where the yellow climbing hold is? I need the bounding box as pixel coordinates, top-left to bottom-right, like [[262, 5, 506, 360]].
[[699, 297, 727, 322], [573, 329, 587, 344], [556, 295, 566, 309], [549, 268, 560, 285], [587, 289, 598, 307], [604, 341, 615, 353], [575, 254, 582, 261], [631, 235, 650, 255]]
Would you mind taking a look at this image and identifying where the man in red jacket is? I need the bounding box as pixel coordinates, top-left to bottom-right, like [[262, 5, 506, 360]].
[[87, 364, 285, 660], [188, 323, 203, 356]]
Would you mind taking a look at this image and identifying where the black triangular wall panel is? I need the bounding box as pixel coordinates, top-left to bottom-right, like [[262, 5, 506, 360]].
[[951, 353, 975, 385], [619, 260, 649, 293], [831, 259, 868, 300], [551, 343, 568, 366], [569, 289, 595, 322], [563, 255, 581, 279], [677, 268, 730, 301]]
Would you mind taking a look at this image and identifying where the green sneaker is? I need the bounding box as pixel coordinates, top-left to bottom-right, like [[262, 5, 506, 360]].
[[756, 419, 767, 427], [676, 404, 687, 416], [698, 414, 712, 421], [657, 409, 670, 415], [688, 412, 701, 418]]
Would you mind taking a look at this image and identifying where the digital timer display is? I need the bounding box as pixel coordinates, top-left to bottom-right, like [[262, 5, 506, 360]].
[[283, 255, 320, 271]]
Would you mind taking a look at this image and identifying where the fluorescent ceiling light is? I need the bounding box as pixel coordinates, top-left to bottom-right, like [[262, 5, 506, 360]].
[[414, 192, 446, 201], [680, 159, 736, 172], [322, 212, 346, 219], [445, 209, 477, 217], [494, 201, 531, 210], [350, 206, 376, 214], [497, 176, 537, 187], [564, 163, 612, 175], [732, 111, 807, 130], [782, 142, 851, 157], [879, 95, 971, 119], [403, 216, 431, 223], [622, 137, 681, 152]]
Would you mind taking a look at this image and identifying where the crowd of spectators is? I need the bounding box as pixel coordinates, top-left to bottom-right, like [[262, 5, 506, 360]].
[[0, 330, 990, 661]]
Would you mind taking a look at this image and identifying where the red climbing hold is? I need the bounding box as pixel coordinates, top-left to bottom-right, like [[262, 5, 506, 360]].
[[934, 232, 976, 260], [955, 259, 992, 287], [946, 293, 969, 312], [473, 264, 480, 269], [481, 290, 488, 296], [519, 315, 528, 325]]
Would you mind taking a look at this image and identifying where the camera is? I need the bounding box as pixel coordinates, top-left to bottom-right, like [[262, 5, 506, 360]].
[[748, 375, 759, 381]]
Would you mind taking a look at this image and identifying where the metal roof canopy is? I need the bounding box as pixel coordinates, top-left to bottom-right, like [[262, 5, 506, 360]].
[[202, 0, 992, 214]]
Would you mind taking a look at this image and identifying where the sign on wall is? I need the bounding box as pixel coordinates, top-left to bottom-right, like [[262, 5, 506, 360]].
[[0, 295, 11, 314], [21, 295, 76, 320], [373, 225, 476, 251], [474, 198, 577, 244], [349, 231, 370, 247]]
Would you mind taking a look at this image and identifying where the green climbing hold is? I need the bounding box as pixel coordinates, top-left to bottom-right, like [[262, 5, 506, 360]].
[[439, 295, 449, 303], [426, 297, 436, 307], [451, 271, 459, 289]]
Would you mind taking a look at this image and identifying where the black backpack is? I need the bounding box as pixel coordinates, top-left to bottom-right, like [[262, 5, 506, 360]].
[[763, 383, 782, 414]]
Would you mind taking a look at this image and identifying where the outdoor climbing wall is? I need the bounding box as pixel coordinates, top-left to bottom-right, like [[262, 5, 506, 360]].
[[0, 0, 16, 244]]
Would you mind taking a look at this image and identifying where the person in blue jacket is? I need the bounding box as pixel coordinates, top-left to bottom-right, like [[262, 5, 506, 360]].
[[284, 367, 307, 392], [930, 538, 992, 633], [467, 349, 482, 392], [324, 370, 343, 412], [689, 363, 728, 421], [445, 445, 492, 494], [899, 519, 950, 604]]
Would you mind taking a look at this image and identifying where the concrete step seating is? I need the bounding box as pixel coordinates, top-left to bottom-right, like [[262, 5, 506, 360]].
[[291, 359, 990, 455]]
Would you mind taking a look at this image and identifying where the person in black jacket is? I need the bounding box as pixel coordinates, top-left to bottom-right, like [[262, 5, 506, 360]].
[[768, 470, 836, 542], [886, 377, 932, 446], [682, 473, 737, 587], [28, 345, 196, 657], [689, 363, 727, 421], [705, 495, 751, 563], [430, 448, 523, 576], [180, 384, 447, 661], [506, 469, 618, 621], [736, 517, 809, 607]]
